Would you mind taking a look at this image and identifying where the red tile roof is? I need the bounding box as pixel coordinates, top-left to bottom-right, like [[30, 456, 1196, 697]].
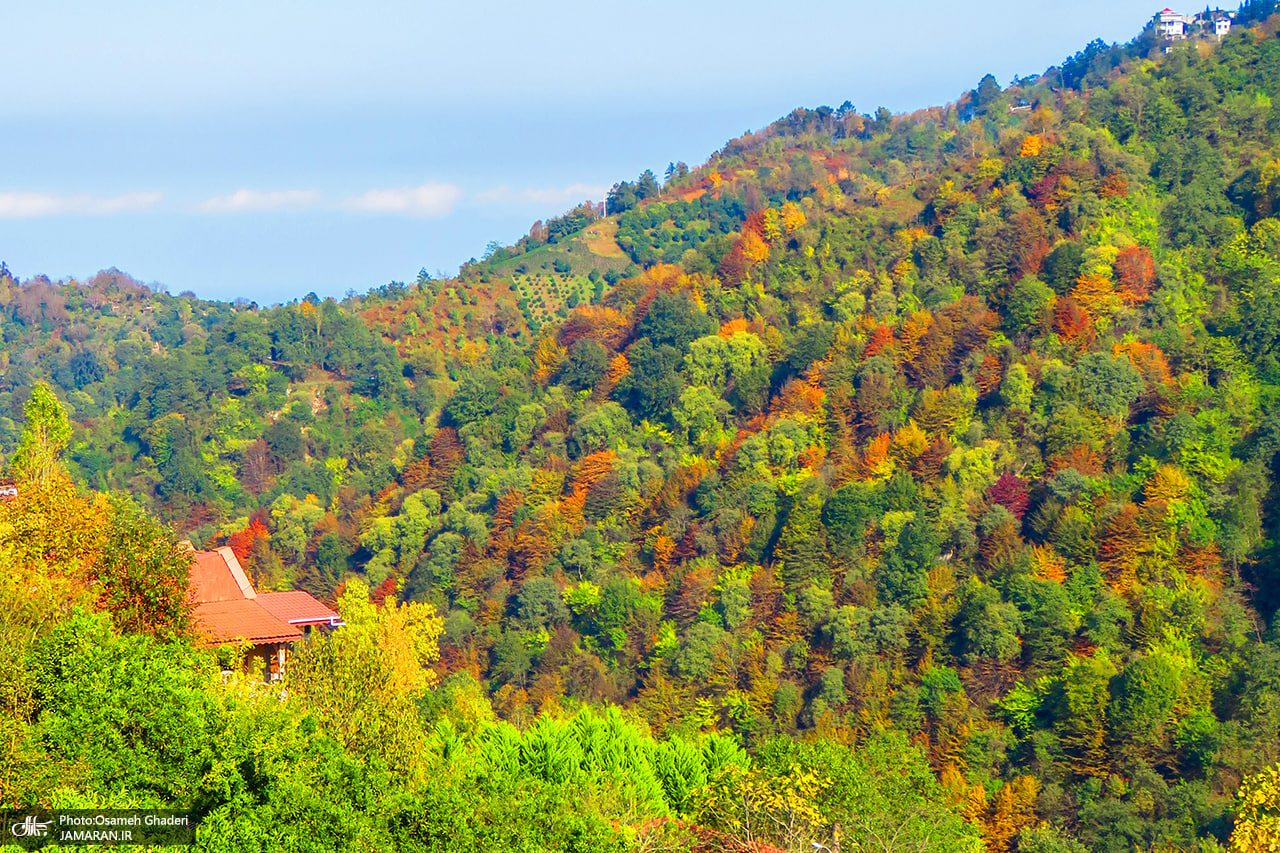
[[194, 599, 303, 644], [189, 547, 256, 603], [187, 546, 312, 646], [257, 591, 342, 627]]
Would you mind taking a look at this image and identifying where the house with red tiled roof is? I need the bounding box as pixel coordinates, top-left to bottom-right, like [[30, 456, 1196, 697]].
[[257, 590, 342, 633], [187, 545, 342, 681]]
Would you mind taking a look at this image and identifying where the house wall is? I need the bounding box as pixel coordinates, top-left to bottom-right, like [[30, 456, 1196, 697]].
[[245, 643, 290, 682]]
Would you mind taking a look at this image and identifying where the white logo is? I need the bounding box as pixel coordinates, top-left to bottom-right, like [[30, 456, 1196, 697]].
[[10, 815, 51, 837]]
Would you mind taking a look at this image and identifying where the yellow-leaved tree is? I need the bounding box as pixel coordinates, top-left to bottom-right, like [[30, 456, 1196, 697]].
[[694, 763, 827, 851], [1231, 763, 1280, 852], [286, 577, 443, 780]]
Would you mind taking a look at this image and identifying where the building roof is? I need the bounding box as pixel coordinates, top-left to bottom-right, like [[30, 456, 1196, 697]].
[[194, 599, 303, 644], [258, 591, 342, 627], [189, 546, 256, 603], [187, 546, 342, 645]]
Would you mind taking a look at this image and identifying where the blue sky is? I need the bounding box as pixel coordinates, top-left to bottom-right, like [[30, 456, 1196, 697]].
[[2, 0, 1166, 303]]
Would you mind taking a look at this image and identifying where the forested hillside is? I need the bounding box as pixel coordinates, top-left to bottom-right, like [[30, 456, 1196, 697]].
[[7, 6, 1280, 850]]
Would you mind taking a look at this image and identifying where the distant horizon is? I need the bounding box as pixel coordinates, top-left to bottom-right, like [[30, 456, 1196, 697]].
[[0, 0, 1174, 303]]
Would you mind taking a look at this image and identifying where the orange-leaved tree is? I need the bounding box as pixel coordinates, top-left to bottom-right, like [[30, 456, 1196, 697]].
[[1114, 245, 1156, 304]]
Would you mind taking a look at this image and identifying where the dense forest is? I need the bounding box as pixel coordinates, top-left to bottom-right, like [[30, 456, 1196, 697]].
[[7, 5, 1280, 850]]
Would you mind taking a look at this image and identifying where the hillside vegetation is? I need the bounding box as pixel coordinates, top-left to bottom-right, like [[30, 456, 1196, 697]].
[[7, 7, 1280, 850]]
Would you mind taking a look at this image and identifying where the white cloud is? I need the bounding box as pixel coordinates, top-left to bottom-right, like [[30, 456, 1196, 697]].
[[474, 182, 608, 207], [197, 188, 323, 213], [0, 190, 162, 218], [341, 181, 463, 217]]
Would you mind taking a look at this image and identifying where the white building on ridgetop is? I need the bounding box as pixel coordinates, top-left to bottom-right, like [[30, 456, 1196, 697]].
[[1158, 8, 1193, 39], [1157, 7, 1233, 41]]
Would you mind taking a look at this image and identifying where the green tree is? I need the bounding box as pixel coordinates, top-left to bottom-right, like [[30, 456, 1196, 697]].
[[673, 385, 732, 445], [28, 611, 217, 801], [818, 665, 847, 706], [147, 414, 210, 505], [1042, 242, 1085, 295], [1109, 637, 1198, 761], [956, 579, 1024, 665], [561, 339, 609, 392], [264, 418, 305, 471], [1006, 274, 1055, 333], [684, 331, 771, 410], [1002, 363, 1035, 413], [12, 383, 72, 483], [638, 292, 714, 352], [1075, 352, 1144, 420], [825, 482, 882, 556], [878, 519, 939, 608], [1052, 651, 1118, 777], [975, 73, 1002, 113], [615, 339, 684, 420], [635, 169, 661, 201], [674, 622, 726, 681], [444, 373, 500, 427], [774, 487, 829, 592]]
